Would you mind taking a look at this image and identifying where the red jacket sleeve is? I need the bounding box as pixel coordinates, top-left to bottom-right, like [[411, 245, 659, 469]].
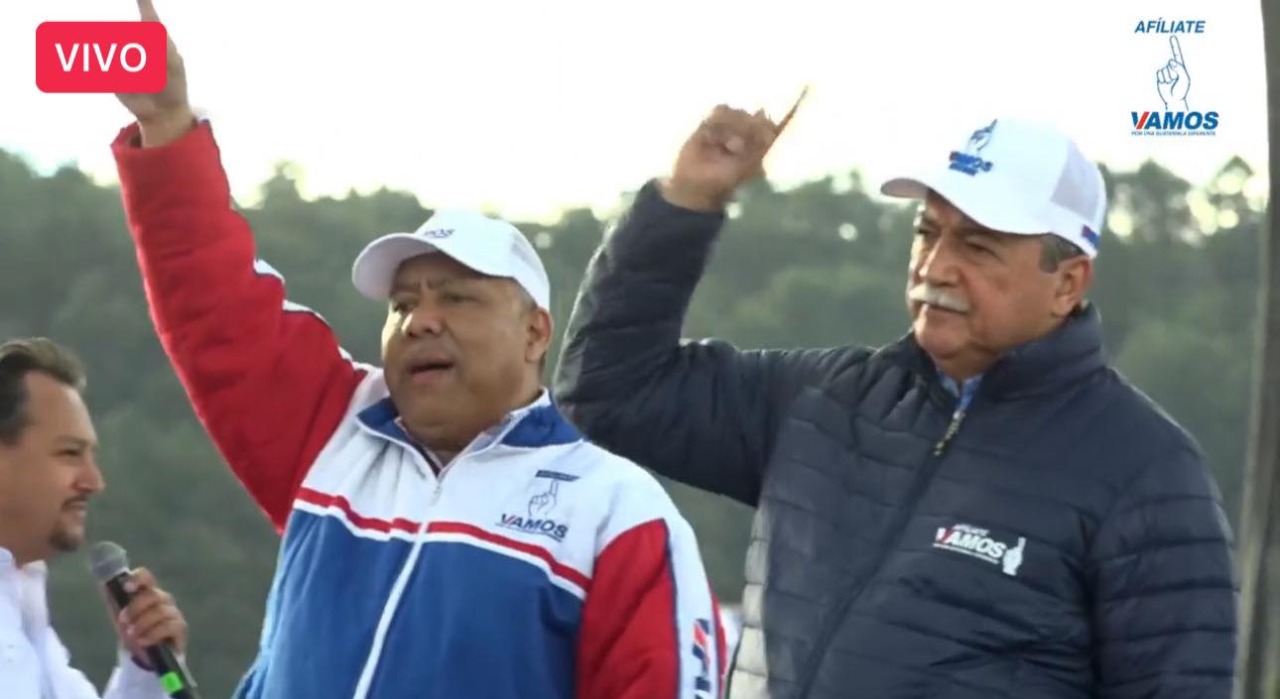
[[111, 120, 365, 531], [576, 495, 727, 699]]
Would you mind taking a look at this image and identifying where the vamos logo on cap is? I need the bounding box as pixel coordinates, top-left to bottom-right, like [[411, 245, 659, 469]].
[[934, 523, 1027, 576]]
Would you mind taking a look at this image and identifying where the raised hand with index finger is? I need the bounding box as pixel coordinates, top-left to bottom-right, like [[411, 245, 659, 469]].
[[115, 0, 195, 147], [661, 87, 808, 213]]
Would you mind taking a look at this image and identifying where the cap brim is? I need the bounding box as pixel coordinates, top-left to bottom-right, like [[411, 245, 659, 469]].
[[351, 234, 441, 300], [352, 231, 528, 300], [880, 171, 1048, 236]]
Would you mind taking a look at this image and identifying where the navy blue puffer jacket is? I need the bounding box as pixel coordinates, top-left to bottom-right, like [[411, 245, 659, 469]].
[[553, 181, 1238, 699]]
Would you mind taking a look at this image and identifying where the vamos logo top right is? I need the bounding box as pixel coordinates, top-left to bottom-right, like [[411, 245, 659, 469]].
[[1131, 19, 1219, 137]]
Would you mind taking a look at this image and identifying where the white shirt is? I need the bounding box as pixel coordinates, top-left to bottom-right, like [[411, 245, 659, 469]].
[[0, 548, 171, 699]]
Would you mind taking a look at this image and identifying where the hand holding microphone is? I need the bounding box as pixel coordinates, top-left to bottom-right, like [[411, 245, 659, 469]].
[[89, 542, 202, 699]]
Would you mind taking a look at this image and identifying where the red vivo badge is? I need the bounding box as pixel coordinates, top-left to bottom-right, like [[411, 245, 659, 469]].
[[36, 22, 167, 94]]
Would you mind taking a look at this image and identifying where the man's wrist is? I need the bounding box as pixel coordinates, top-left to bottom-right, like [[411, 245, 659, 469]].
[[658, 178, 730, 213], [122, 646, 154, 672], [137, 108, 198, 148]]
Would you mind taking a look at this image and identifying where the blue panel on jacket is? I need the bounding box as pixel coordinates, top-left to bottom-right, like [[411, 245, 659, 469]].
[[367, 541, 581, 698], [233, 511, 583, 699], [233, 510, 414, 698]]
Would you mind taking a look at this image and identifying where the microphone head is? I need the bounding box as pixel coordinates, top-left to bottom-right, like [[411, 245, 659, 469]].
[[88, 541, 130, 581]]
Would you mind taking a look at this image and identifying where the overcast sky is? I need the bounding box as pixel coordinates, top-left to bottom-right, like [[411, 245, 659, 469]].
[[2, 0, 1266, 223]]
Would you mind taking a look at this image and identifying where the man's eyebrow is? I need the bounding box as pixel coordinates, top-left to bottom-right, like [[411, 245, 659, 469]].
[[916, 210, 974, 230], [391, 276, 479, 294], [916, 211, 1004, 240], [956, 225, 1011, 243], [53, 436, 93, 449]]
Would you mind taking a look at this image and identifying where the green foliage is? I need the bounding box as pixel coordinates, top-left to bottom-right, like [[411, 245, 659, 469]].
[[2, 151, 1261, 696]]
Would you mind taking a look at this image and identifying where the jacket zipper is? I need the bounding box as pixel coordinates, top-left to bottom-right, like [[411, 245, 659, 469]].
[[430, 461, 454, 505], [792, 388, 972, 699], [350, 405, 534, 697], [352, 455, 454, 699]]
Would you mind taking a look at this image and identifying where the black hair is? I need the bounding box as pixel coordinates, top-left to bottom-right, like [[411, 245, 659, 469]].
[[0, 338, 86, 445]]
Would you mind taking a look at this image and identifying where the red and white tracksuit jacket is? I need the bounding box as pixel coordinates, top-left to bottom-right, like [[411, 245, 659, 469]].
[[111, 120, 728, 699]]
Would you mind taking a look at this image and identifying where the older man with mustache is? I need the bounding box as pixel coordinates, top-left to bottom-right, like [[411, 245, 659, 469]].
[[554, 111, 1238, 699]]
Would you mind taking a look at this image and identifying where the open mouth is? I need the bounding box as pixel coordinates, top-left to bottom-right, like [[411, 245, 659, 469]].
[[408, 359, 456, 380]]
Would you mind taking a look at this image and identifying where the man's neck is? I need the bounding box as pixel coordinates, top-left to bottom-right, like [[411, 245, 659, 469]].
[[402, 385, 548, 465], [934, 356, 993, 385], [508, 384, 547, 413], [0, 542, 43, 570]]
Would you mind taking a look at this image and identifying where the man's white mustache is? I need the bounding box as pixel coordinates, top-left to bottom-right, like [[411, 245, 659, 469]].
[[909, 284, 970, 313]]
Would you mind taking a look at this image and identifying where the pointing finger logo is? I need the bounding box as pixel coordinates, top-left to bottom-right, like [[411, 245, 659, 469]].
[[1001, 537, 1026, 576], [528, 478, 558, 519], [966, 120, 996, 153], [1156, 35, 1191, 109]]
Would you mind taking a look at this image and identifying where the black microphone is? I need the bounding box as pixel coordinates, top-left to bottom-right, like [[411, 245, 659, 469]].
[[88, 541, 202, 699]]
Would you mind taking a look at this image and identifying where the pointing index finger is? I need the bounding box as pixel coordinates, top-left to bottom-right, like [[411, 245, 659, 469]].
[[775, 84, 811, 136], [762, 84, 810, 158], [137, 0, 161, 22], [1169, 35, 1185, 65]]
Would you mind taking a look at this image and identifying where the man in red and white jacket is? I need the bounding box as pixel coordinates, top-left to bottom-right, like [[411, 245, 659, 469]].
[[106, 3, 727, 698]]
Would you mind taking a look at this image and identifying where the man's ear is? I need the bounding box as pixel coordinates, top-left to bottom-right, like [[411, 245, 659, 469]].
[[380, 306, 400, 362], [525, 307, 553, 364], [1051, 257, 1094, 317]]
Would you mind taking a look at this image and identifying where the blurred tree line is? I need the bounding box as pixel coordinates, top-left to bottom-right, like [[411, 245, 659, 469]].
[[0, 147, 1264, 697]]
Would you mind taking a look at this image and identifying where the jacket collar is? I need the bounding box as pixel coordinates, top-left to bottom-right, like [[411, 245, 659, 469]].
[[886, 303, 1107, 402], [0, 547, 47, 579], [0, 547, 50, 636], [356, 388, 582, 455]]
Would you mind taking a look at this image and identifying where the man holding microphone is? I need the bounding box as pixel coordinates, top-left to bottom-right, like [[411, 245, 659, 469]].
[[0, 337, 190, 698]]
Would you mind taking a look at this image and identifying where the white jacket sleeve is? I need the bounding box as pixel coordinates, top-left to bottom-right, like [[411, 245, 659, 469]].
[[48, 641, 172, 699], [101, 648, 176, 699]]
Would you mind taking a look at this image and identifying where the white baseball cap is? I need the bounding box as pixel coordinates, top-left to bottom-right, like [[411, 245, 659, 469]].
[[880, 117, 1107, 258], [351, 209, 551, 309]]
